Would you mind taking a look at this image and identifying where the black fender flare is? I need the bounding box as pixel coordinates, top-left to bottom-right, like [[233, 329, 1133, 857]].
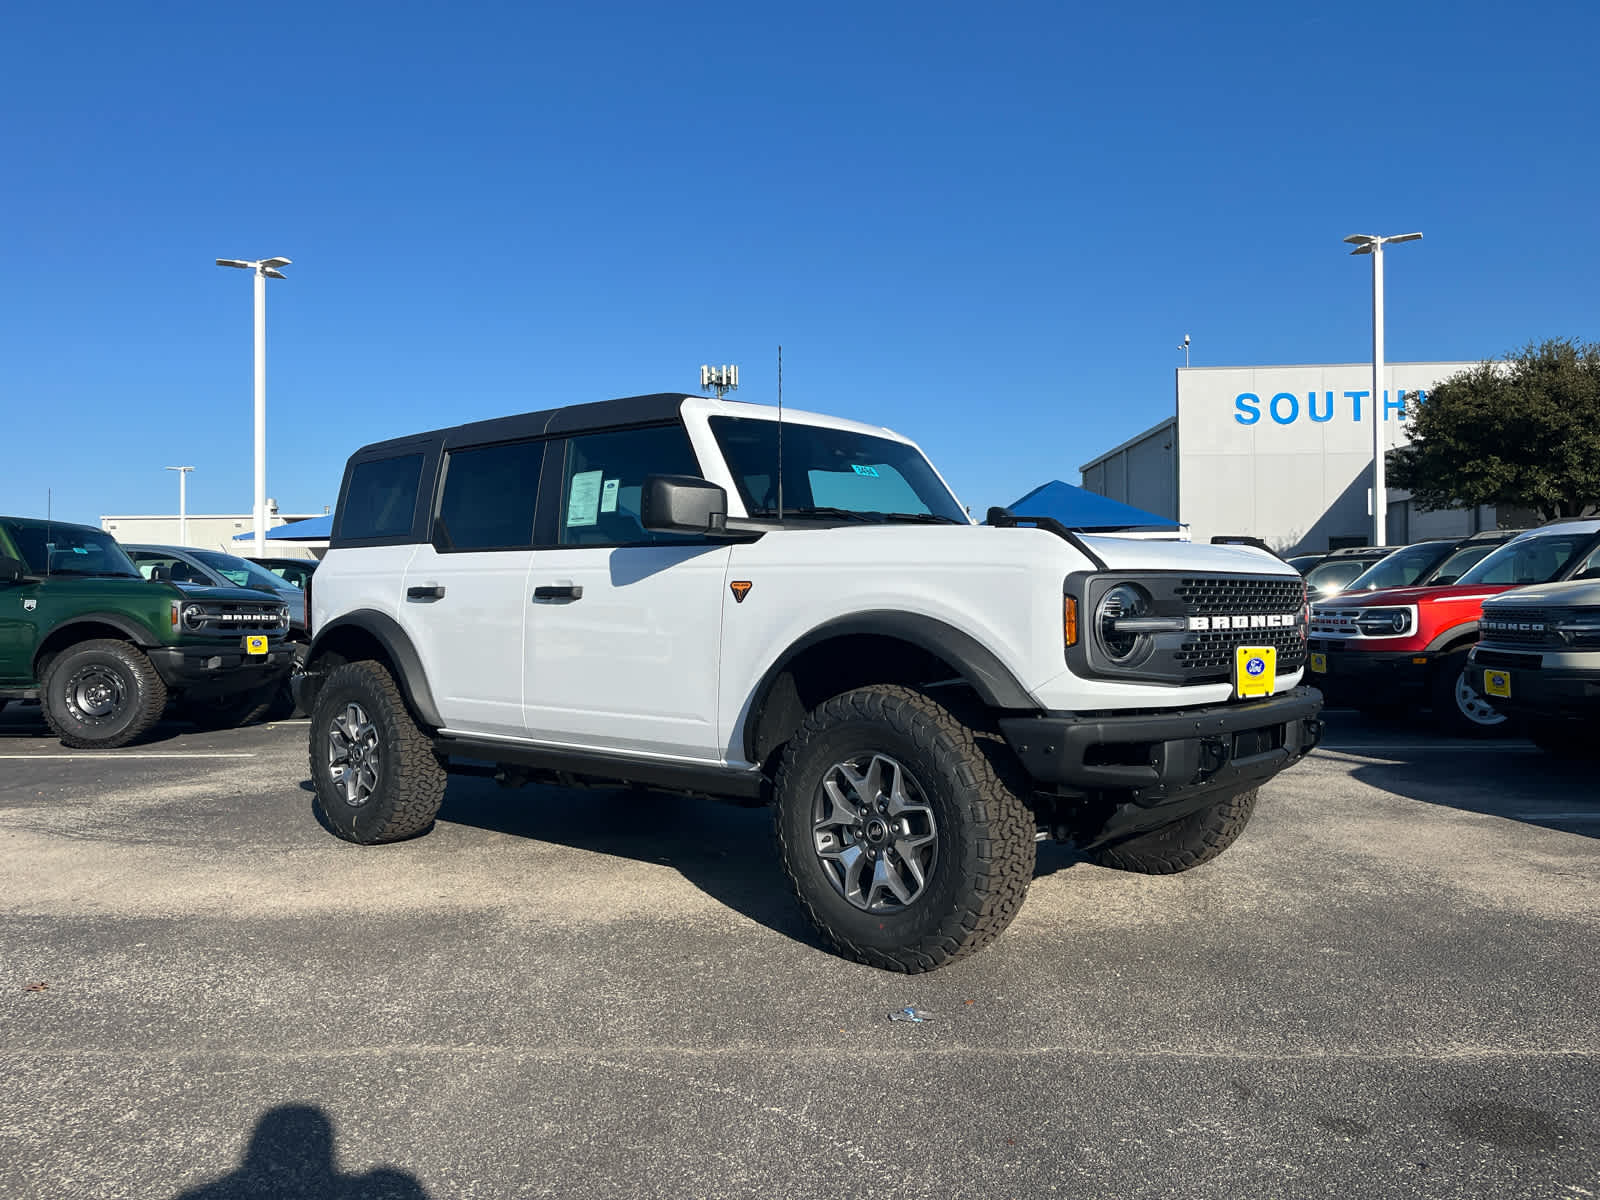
[[34, 613, 158, 670], [1426, 622, 1478, 653], [741, 610, 1038, 763], [307, 609, 444, 728]]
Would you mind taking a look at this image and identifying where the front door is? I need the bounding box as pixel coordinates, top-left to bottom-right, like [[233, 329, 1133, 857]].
[[522, 425, 729, 762]]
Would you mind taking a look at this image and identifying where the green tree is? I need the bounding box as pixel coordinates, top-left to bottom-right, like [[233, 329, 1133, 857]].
[[1388, 338, 1600, 521]]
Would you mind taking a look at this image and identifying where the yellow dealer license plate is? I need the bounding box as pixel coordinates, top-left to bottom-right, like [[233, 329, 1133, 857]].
[[1483, 669, 1511, 698], [244, 635, 269, 657], [1309, 652, 1328, 674], [1235, 646, 1276, 698]]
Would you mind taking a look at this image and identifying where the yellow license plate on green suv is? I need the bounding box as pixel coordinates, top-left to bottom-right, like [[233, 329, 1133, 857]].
[[1483, 669, 1511, 698], [1235, 646, 1276, 698], [244, 635, 268, 657]]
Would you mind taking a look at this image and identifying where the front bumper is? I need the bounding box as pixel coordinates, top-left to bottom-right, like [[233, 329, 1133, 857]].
[[1306, 640, 1430, 704], [998, 686, 1324, 810], [146, 644, 295, 694], [1467, 647, 1600, 722]]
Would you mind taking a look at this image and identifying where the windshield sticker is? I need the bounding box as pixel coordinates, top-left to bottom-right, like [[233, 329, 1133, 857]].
[[566, 470, 604, 528], [851, 464, 880, 477], [600, 478, 619, 513]]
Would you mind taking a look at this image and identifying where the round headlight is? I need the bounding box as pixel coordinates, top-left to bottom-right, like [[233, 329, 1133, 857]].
[[181, 604, 207, 630], [1096, 583, 1153, 662]]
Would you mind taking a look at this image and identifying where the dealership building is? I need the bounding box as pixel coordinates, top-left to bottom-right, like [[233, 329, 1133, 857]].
[[1079, 361, 1508, 554]]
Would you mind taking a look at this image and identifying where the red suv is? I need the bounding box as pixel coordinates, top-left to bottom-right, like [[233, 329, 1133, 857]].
[[1307, 520, 1600, 733]]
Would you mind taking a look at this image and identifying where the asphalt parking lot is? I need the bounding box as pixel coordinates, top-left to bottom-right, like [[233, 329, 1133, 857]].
[[2, 703, 1597, 1200]]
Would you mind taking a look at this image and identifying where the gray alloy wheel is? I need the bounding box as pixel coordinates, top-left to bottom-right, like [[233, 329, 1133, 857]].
[[327, 700, 381, 808], [812, 752, 938, 913]]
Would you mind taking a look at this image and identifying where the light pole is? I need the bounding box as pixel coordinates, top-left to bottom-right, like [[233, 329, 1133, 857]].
[[1344, 232, 1421, 546], [215, 256, 291, 556], [164, 466, 194, 545]]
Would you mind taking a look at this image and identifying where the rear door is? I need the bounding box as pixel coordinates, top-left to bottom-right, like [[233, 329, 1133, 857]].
[[521, 424, 730, 761], [403, 438, 543, 739]]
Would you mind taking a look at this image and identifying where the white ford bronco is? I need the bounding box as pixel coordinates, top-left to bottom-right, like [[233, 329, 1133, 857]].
[[304, 393, 1323, 970]]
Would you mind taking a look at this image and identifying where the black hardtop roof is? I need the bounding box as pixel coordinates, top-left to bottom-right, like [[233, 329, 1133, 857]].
[[2, 515, 104, 535], [348, 392, 695, 462]]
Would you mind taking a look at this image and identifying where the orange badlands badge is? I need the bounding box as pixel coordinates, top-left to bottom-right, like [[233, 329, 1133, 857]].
[[730, 581, 753, 603]]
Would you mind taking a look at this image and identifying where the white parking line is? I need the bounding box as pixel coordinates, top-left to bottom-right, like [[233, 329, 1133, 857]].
[[0, 753, 256, 761], [1317, 744, 1527, 753]]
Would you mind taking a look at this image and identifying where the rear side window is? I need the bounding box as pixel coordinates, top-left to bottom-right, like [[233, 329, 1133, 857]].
[[340, 454, 424, 542], [437, 440, 543, 550]]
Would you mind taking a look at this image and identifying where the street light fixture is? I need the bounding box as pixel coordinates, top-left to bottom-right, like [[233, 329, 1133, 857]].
[[216, 256, 291, 556], [1344, 232, 1422, 547], [164, 466, 194, 545]]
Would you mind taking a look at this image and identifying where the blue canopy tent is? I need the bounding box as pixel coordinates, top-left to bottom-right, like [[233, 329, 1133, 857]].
[[231, 513, 333, 544], [1006, 481, 1185, 536]]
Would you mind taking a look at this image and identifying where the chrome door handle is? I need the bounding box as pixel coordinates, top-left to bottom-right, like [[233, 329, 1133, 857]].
[[533, 585, 583, 601]]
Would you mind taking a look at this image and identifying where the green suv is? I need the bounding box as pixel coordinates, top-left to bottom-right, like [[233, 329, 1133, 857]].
[[0, 516, 295, 748]]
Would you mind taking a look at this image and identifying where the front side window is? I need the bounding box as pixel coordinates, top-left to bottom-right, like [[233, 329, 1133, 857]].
[[2, 522, 141, 578], [709, 417, 967, 523], [128, 551, 210, 585], [1429, 542, 1498, 584], [1458, 531, 1599, 586], [340, 453, 424, 542], [555, 425, 704, 547], [437, 440, 543, 551]]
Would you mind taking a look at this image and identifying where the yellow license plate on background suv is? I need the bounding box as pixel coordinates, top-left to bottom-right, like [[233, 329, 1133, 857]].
[[1309, 652, 1327, 674], [244, 635, 268, 657], [1483, 669, 1511, 698], [1235, 646, 1276, 698]]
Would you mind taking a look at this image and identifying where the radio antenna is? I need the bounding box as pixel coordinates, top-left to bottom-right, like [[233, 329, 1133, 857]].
[[776, 345, 784, 520]]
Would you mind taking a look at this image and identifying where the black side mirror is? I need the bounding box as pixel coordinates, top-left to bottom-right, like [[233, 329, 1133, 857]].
[[0, 555, 28, 585], [640, 475, 729, 537]]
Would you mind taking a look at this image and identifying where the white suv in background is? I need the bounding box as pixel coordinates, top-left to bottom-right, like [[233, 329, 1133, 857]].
[[303, 392, 1323, 971]]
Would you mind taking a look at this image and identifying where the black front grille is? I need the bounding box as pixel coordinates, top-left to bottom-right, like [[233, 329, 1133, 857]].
[[1480, 607, 1556, 646], [1174, 626, 1307, 675], [1172, 575, 1306, 616]]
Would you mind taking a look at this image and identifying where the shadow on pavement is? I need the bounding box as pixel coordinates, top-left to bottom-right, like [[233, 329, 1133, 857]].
[[400, 775, 1088, 948], [0, 703, 195, 748], [172, 1104, 428, 1199], [1336, 743, 1598, 840]]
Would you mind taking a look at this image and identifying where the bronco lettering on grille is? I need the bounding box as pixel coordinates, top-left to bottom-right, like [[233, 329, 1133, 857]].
[[1187, 613, 1300, 631]]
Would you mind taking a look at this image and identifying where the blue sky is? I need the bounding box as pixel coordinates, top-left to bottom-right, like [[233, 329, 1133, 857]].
[[4, 0, 1597, 526]]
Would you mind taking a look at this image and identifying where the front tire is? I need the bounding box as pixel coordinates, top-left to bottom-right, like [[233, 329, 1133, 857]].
[[773, 685, 1035, 973], [1432, 650, 1508, 737], [41, 639, 168, 749], [1091, 787, 1258, 874], [308, 661, 447, 844]]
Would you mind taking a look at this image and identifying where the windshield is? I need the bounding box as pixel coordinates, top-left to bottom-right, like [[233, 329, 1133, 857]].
[[1305, 558, 1374, 596], [1345, 543, 1451, 592], [1456, 530, 1600, 586], [0, 521, 142, 578], [189, 550, 292, 591], [709, 417, 969, 524], [1427, 542, 1500, 585]]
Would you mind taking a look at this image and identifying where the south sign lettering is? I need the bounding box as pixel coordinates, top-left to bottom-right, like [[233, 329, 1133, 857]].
[[1233, 389, 1427, 426]]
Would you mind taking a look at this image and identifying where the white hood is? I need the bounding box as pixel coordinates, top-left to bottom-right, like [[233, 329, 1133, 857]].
[[1078, 534, 1300, 576]]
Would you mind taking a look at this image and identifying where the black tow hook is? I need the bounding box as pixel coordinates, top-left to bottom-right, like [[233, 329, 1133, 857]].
[[1195, 735, 1231, 783]]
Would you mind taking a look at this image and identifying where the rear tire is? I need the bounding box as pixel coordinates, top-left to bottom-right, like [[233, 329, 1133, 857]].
[[773, 685, 1035, 973], [41, 639, 167, 750], [1431, 650, 1509, 737], [1092, 788, 1258, 875], [309, 661, 447, 844]]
